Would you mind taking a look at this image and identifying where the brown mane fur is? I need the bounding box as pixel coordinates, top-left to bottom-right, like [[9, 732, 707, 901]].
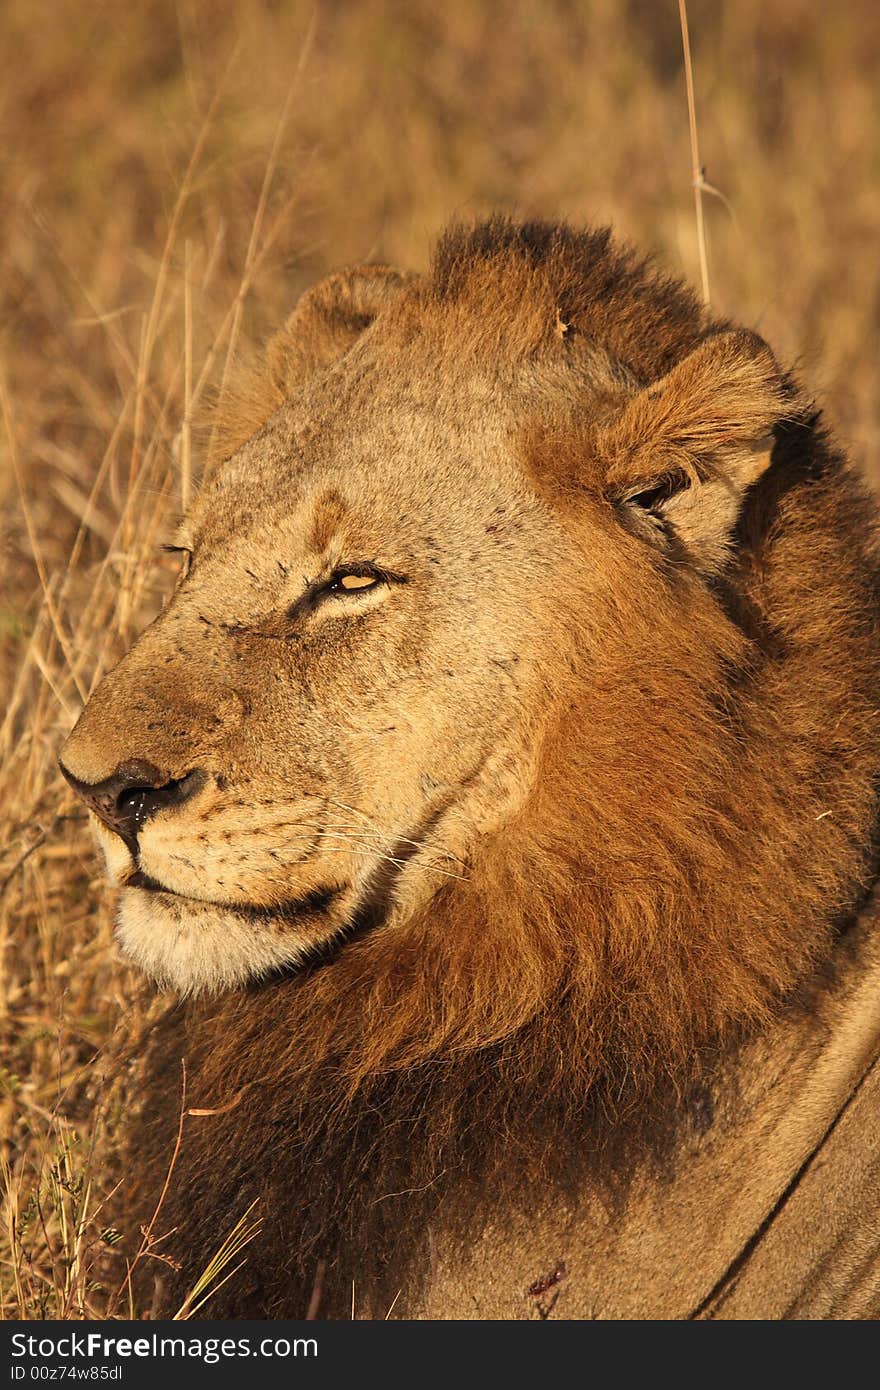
[[122, 220, 880, 1318]]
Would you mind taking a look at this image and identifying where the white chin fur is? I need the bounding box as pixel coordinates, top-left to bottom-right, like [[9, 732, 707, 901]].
[[116, 888, 312, 996]]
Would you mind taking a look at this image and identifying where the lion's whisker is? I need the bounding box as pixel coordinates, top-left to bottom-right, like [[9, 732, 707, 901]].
[[326, 799, 468, 868], [272, 822, 467, 879], [268, 836, 467, 882]]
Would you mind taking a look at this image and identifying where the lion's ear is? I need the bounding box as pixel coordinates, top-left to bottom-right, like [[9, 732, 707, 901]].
[[601, 330, 789, 572], [268, 264, 415, 396], [206, 264, 416, 466]]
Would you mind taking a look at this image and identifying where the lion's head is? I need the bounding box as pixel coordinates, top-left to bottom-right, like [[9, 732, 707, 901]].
[[61, 216, 880, 1080]]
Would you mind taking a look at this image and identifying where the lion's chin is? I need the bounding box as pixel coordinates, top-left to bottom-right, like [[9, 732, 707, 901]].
[[116, 885, 339, 996]]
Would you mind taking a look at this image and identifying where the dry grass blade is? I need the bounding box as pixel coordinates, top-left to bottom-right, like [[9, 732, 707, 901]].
[[677, 0, 710, 306], [0, 373, 87, 705], [172, 1202, 263, 1320], [208, 11, 317, 461]]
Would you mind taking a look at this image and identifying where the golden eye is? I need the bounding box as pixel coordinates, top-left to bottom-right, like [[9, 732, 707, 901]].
[[338, 572, 378, 591], [322, 563, 406, 601]]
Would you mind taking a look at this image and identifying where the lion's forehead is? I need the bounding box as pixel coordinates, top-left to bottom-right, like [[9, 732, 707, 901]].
[[189, 393, 555, 566]]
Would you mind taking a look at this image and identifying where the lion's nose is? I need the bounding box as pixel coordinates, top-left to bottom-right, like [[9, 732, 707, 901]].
[[59, 758, 206, 854]]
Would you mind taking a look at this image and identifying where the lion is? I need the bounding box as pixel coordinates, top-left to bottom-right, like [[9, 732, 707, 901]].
[[59, 218, 880, 1319]]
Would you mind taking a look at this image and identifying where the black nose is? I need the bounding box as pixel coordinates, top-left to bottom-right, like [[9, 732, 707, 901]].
[[59, 758, 206, 854]]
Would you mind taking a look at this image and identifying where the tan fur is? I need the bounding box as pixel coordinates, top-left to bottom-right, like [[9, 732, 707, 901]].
[[60, 219, 880, 1318]]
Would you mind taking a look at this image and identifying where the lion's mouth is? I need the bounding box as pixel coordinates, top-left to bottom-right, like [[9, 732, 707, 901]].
[[121, 799, 453, 983], [125, 869, 342, 923]]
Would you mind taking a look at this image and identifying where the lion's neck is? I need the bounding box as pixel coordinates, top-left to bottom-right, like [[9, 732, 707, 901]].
[[129, 887, 880, 1319]]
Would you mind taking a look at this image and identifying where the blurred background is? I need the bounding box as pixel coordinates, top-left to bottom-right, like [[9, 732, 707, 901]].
[[1, 0, 878, 1317]]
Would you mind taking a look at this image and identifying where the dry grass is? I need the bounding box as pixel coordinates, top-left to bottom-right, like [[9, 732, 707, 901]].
[[1, 0, 878, 1319]]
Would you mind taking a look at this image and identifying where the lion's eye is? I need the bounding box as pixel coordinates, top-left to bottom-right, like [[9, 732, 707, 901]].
[[337, 572, 378, 591], [286, 563, 404, 625], [327, 566, 384, 595]]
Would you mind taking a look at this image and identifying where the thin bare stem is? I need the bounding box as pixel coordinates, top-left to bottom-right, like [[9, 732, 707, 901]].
[[305, 1259, 325, 1319], [182, 238, 193, 512], [0, 371, 87, 704], [208, 11, 317, 461], [114, 1059, 187, 1313], [678, 0, 710, 305]]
